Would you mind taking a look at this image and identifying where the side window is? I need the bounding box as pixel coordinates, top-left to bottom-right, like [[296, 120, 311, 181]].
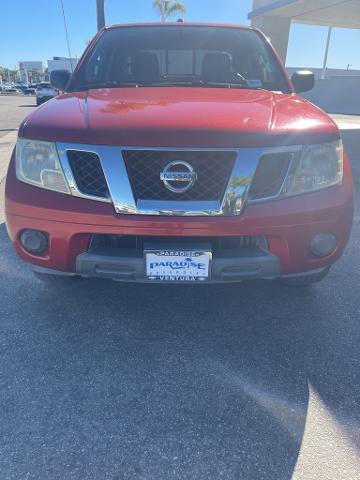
[[257, 52, 276, 84], [241, 35, 284, 88], [85, 47, 109, 82]]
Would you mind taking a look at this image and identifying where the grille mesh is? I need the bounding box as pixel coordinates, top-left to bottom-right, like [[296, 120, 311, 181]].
[[122, 150, 236, 201], [67, 150, 109, 198], [89, 234, 268, 255], [248, 153, 292, 200]]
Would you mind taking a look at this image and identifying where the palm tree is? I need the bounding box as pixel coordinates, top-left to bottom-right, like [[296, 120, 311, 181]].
[[96, 1, 186, 31], [153, 0, 186, 22], [96, 0, 105, 30]]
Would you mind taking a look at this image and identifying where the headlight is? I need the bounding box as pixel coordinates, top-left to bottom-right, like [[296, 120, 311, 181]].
[[283, 140, 343, 197], [16, 139, 70, 194]]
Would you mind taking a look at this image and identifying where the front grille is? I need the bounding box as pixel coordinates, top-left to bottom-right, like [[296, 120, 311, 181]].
[[67, 150, 109, 198], [122, 150, 236, 201], [89, 234, 268, 256], [248, 153, 292, 200]]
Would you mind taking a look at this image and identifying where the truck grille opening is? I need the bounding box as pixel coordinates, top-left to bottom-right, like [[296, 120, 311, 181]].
[[67, 150, 109, 198], [89, 234, 268, 257], [122, 150, 236, 201], [248, 153, 292, 201]]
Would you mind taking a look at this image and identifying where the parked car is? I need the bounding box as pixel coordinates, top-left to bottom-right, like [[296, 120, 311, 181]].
[[5, 23, 354, 286], [35, 82, 58, 105], [3, 84, 19, 92], [14, 84, 28, 93], [24, 84, 37, 95]]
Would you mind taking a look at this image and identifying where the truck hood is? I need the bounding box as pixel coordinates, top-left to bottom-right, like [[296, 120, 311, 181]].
[[22, 87, 338, 147]]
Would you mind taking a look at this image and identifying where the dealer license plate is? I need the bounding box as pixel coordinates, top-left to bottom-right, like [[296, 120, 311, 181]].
[[145, 249, 211, 282]]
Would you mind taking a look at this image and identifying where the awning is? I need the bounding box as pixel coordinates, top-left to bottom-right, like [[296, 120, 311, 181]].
[[248, 0, 360, 29]]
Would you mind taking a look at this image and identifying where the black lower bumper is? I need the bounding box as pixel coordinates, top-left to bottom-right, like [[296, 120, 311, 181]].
[[72, 250, 281, 283]]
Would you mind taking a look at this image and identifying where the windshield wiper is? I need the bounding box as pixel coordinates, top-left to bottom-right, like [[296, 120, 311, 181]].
[[135, 79, 258, 89], [203, 82, 247, 89], [136, 81, 247, 88], [74, 81, 142, 91], [73, 79, 265, 91], [133, 80, 206, 87]]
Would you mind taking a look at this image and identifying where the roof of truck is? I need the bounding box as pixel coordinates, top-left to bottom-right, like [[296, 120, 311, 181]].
[[104, 22, 255, 30]]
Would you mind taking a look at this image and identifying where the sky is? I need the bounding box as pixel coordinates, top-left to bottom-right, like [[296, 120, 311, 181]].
[[0, 0, 359, 70]]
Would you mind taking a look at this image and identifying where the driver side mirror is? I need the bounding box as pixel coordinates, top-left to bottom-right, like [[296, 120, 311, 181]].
[[291, 70, 315, 94], [50, 70, 71, 91]]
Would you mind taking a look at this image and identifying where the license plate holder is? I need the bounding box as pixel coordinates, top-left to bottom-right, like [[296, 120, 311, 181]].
[[144, 244, 212, 282]]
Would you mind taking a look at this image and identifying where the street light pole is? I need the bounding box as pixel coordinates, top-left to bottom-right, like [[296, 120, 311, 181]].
[[96, 0, 105, 30], [321, 26, 332, 80]]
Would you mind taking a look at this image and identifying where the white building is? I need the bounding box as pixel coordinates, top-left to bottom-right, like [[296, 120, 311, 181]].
[[18, 61, 43, 83], [47, 57, 78, 74], [249, 0, 360, 63], [249, 1, 360, 115]]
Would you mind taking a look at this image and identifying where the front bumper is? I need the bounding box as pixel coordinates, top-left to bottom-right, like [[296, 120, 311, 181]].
[[31, 249, 281, 283], [5, 150, 354, 282], [36, 95, 55, 103]]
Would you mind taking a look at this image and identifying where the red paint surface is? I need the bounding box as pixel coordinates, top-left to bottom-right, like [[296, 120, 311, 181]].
[[5, 150, 354, 275], [5, 23, 354, 277], [22, 88, 338, 148]]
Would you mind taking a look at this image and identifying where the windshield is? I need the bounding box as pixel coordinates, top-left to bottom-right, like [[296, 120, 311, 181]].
[[72, 26, 291, 92]]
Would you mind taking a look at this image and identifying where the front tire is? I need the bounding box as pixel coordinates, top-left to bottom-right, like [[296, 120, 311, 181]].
[[279, 267, 330, 286]]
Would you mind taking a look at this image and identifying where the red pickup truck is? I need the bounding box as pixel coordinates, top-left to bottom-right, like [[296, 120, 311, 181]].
[[5, 23, 354, 286]]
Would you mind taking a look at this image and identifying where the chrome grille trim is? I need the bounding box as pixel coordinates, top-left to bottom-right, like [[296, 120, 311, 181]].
[[56, 143, 303, 216], [67, 150, 110, 199], [57, 145, 112, 204], [248, 150, 300, 203]]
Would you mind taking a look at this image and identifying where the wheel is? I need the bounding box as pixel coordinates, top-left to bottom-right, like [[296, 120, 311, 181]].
[[279, 267, 330, 286], [36, 98, 42, 106], [33, 271, 81, 285]]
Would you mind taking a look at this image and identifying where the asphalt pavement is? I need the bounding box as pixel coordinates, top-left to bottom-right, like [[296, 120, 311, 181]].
[[0, 94, 36, 134], [0, 96, 360, 480]]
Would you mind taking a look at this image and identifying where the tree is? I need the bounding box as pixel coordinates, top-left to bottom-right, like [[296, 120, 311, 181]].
[[0, 67, 19, 84], [96, 0, 187, 32], [28, 69, 42, 84], [153, 0, 186, 22], [96, 0, 105, 31]]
